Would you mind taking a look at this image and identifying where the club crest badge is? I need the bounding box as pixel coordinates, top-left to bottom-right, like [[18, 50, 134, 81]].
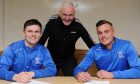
[[35, 57, 41, 64], [117, 51, 124, 58]]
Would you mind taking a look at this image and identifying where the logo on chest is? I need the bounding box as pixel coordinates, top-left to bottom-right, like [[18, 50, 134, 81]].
[[71, 31, 76, 34], [35, 57, 41, 64], [117, 51, 125, 58]]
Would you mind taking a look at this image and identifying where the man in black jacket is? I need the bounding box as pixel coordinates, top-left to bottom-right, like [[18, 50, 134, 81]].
[[38, 1, 95, 76]]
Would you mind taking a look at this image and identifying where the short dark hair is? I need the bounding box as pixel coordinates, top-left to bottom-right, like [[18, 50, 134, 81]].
[[96, 20, 112, 27], [24, 19, 42, 31]]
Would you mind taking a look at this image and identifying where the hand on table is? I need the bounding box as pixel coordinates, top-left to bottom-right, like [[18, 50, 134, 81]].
[[76, 72, 92, 82], [12, 72, 35, 83], [97, 70, 113, 79]]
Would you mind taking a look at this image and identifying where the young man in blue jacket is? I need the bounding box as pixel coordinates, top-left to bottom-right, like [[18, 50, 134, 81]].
[[74, 20, 140, 82], [0, 19, 57, 83]]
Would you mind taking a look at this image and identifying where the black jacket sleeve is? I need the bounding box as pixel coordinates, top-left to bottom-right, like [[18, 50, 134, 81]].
[[38, 21, 51, 45], [80, 24, 95, 48]]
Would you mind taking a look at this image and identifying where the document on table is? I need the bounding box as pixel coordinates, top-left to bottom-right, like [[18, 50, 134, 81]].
[[10, 80, 51, 84], [84, 80, 110, 84]]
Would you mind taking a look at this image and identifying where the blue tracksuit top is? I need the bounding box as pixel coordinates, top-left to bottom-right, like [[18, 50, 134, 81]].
[[0, 40, 57, 80], [74, 37, 140, 78]]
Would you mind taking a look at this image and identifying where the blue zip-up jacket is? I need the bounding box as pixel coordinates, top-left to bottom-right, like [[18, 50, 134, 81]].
[[74, 37, 140, 78], [0, 40, 57, 80]]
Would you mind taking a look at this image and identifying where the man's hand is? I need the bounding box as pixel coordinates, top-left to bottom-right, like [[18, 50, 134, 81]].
[[24, 72, 35, 77], [76, 72, 92, 82], [96, 70, 113, 79], [12, 72, 34, 83]]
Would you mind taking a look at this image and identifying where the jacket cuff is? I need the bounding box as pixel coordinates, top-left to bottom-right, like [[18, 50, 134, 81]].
[[6, 72, 15, 81], [112, 71, 120, 78]]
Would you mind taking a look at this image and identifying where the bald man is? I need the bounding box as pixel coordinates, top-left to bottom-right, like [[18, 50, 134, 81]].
[[38, 1, 95, 76]]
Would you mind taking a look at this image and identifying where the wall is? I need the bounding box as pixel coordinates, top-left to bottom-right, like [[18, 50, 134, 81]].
[[0, 0, 4, 51], [1, 0, 140, 53]]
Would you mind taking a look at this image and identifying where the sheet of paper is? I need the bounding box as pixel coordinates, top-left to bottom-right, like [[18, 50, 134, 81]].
[[10, 79, 51, 84], [84, 80, 110, 84]]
